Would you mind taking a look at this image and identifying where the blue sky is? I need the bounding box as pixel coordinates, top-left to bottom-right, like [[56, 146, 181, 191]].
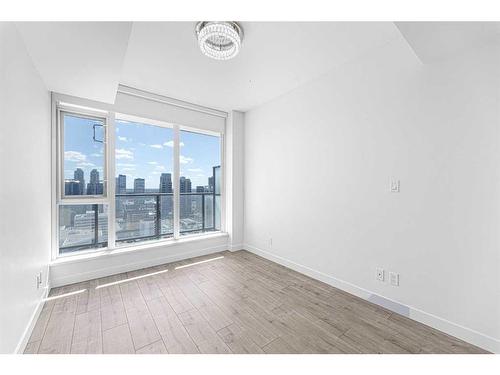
[[64, 115, 220, 190]]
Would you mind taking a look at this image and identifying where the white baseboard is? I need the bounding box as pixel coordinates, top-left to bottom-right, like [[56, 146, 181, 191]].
[[15, 286, 49, 354], [243, 243, 500, 354], [51, 244, 228, 287], [229, 243, 244, 251]]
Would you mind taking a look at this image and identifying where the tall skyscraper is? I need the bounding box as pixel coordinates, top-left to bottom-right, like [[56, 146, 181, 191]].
[[116, 174, 127, 194], [208, 176, 215, 192], [196, 186, 205, 193], [179, 176, 192, 218], [74, 168, 85, 195], [134, 178, 145, 193], [90, 169, 99, 184], [159, 173, 172, 193], [86, 169, 103, 195], [180, 176, 191, 193]]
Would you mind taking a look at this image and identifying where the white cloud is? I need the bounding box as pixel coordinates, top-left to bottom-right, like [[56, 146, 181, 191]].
[[118, 136, 128, 142], [65, 151, 87, 162], [77, 162, 94, 167], [187, 168, 203, 173], [163, 141, 184, 148], [139, 142, 146, 146], [117, 163, 135, 167], [90, 152, 102, 157], [121, 167, 135, 172], [115, 148, 134, 160], [147, 161, 158, 165], [150, 144, 163, 149], [180, 155, 194, 164], [154, 165, 166, 171]]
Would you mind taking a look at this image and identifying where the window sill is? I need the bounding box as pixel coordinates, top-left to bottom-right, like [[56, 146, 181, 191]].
[[51, 232, 229, 266]]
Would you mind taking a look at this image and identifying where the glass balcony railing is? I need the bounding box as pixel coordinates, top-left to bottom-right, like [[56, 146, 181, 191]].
[[115, 192, 220, 244], [59, 192, 221, 254], [59, 204, 108, 254]]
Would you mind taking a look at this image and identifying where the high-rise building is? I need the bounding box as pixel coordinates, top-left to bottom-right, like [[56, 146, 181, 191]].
[[74, 168, 85, 195], [116, 174, 127, 194], [90, 169, 99, 184], [196, 186, 205, 193], [158, 173, 173, 223], [86, 169, 104, 195], [179, 176, 192, 218], [134, 178, 145, 193], [208, 176, 215, 192], [74, 210, 108, 241], [65, 180, 81, 195], [180, 176, 191, 193], [159, 173, 172, 193]]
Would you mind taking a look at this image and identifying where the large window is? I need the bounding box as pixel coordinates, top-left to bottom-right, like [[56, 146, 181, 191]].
[[179, 130, 221, 235], [58, 109, 109, 253], [56, 105, 223, 256], [61, 112, 106, 198], [114, 119, 174, 244]]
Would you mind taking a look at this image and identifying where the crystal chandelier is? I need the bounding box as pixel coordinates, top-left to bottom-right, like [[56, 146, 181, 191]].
[[195, 22, 243, 60]]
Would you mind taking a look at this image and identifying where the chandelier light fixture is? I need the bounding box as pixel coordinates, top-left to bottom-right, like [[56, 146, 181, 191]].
[[195, 21, 243, 61]]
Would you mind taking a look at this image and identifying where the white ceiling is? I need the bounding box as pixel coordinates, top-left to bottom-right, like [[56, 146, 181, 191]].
[[15, 22, 500, 111], [121, 22, 399, 111], [396, 22, 500, 63], [16, 22, 132, 103]]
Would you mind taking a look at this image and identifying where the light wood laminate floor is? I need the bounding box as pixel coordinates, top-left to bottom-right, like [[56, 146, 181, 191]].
[[25, 250, 488, 354]]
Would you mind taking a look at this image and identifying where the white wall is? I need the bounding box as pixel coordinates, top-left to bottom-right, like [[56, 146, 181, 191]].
[[226, 111, 245, 250], [0, 23, 51, 353], [244, 34, 500, 352]]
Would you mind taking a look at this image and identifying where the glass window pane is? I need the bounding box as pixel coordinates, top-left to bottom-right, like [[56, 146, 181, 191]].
[[63, 113, 106, 197], [179, 130, 221, 236], [115, 119, 173, 244], [59, 204, 108, 254]]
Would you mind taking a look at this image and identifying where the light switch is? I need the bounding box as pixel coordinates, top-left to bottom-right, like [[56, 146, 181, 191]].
[[389, 272, 399, 286], [390, 178, 400, 193]]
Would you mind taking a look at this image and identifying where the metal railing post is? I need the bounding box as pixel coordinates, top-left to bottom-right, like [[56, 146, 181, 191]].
[[93, 203, 99, 245], [155, 194, 161, 238], [202, 193, 205, 231]]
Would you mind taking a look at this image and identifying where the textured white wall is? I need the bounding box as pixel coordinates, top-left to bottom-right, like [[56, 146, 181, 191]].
[[244, 34, 500, 352], [0, 23, 51, 353]]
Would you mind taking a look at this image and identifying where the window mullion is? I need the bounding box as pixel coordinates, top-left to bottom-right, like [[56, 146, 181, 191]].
[[107, 112, 116, 249], [173, 124, 180, 239]]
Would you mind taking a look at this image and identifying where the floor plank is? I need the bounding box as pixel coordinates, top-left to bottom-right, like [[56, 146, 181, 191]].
[[146, 296, 199, 354], [178, 309, 231, 354], [71, 309, 102, 354], [136, 340, 168, 354], [102, 324, 135, 354], [125, 306, 161, 350]]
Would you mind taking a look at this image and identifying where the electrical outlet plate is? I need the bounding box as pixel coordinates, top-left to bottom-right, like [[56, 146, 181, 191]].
[[390, 272, 399, 286], [376, 268, 385, 282]]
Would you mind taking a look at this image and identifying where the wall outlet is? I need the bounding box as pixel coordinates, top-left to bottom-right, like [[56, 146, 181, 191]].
[[390, 272, 400, 286], [390, 178, 400, 193], [376, 268, 385, 282], [36, 271, 43, 289]]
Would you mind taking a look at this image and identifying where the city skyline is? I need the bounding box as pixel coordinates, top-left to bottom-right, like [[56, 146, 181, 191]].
[[63, 116, 221, 190], [65, 166, 219, 195]]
